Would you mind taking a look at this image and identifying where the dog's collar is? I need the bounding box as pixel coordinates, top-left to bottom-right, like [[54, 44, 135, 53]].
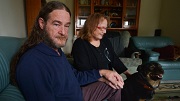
[[138, 80, 156, 91]]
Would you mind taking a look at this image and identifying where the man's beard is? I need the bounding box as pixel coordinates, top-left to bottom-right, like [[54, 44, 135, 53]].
[[42, 29, 67, 49]]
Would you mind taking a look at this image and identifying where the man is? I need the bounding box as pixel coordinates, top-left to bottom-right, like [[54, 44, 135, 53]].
[[10, 1, 124, 101]]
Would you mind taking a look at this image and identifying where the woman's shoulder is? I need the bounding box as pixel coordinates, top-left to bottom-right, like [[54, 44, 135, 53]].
[[73, 38, 89, 48], [74, 37, 83, 42], [73, 37, 85, 44]]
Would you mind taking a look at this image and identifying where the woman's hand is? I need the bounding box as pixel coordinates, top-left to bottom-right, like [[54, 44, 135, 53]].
[[99, 70, 124, 89]]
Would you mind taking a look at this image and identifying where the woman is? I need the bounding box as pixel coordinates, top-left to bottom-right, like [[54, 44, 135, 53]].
[[72, 13, 131, 79]]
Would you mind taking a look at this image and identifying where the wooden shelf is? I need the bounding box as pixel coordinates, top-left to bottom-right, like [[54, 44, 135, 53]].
[[75, 0, 141, 36]]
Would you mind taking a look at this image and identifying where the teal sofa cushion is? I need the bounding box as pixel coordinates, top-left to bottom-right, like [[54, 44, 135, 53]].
[[0, 36, 26, 101], [0, 49, 9, 93], [0, 84, 25, 101]]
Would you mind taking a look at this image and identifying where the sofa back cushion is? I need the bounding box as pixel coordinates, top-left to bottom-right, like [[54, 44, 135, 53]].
[[0, 36, 26, 92], [129, 36, 174, 51]]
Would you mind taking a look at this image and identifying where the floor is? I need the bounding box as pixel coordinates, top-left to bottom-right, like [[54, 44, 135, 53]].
[[152, 83, 180, 101]]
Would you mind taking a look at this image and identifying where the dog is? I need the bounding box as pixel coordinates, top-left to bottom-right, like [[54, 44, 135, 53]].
[[121, 61, 164, 101]]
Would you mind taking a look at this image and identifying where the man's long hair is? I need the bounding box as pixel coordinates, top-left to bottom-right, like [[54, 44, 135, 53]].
[[10, 1, 71, 86]]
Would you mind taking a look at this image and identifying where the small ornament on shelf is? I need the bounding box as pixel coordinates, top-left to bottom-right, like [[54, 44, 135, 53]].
[[101, 0, 105, 5], [84, 0, 89, 5], [105, 0, 109, 5], [79, 0, 84, 5]]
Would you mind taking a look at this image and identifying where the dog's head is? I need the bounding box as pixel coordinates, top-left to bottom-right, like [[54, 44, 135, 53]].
[[137, 61, 164, 80], [137, 61, 164, 88]]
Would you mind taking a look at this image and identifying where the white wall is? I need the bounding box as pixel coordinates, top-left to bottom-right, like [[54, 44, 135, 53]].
[[0, 0, 26, 38]]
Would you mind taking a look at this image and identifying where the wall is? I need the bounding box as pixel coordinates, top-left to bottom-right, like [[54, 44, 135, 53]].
[[138, 0, 162, 36], [0, 0, 26, 38], [159, 0, 180, 45]]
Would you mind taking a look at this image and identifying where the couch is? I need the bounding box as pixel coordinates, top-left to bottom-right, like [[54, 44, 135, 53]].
[[0, 36, 26, 101], [127, 36, 180, 82]]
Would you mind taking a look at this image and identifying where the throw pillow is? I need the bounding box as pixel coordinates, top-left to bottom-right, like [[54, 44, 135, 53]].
[[152, 45, 180, 60]]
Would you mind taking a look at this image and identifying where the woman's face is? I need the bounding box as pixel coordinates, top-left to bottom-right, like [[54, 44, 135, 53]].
[[91, 19, 107, 41]]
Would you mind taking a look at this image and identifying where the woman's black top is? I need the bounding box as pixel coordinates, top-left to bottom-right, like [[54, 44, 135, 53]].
[[71, 37, 127, 74]]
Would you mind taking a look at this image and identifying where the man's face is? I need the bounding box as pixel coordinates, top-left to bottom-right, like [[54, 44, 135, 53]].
[[39, 9, 71, 49]]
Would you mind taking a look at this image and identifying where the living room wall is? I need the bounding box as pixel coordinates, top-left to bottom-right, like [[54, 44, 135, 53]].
[[138, 0, 161, 36], [0, 0, 179, 54], [0, 0, 26, 38], [159, 0, 180, 45]]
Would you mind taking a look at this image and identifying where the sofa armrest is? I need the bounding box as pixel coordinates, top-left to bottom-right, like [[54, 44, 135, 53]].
[[146, 50, 160, 61]]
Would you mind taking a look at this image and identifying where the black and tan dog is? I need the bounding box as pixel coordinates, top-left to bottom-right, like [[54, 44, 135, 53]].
[[121, 61, 164, 101]]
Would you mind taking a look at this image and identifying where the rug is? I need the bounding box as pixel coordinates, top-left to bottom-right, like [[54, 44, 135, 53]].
[[152, 83, 180, 101]]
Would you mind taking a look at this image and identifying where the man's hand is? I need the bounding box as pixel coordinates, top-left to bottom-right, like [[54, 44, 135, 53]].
[[99, 70, 124, 89]]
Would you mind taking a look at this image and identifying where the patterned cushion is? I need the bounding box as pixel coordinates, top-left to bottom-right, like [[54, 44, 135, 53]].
[[120, 58, 142, 68], [120, 58, 142, 80]]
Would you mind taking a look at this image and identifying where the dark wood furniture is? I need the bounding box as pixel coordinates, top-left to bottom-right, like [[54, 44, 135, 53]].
[[74, 0, 141, 36], [25, 0, 46, 37]]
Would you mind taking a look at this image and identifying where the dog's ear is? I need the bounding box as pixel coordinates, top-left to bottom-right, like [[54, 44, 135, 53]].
[[137, 64, 147, 73], [137, 64, 148, 76]]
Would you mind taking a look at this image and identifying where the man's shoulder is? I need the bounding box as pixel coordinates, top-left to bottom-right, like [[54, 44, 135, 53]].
[[21, 47, 39, 59]]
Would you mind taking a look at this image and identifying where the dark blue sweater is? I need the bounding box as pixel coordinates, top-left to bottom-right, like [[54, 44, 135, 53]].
[[16, 43, 101, 101]]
